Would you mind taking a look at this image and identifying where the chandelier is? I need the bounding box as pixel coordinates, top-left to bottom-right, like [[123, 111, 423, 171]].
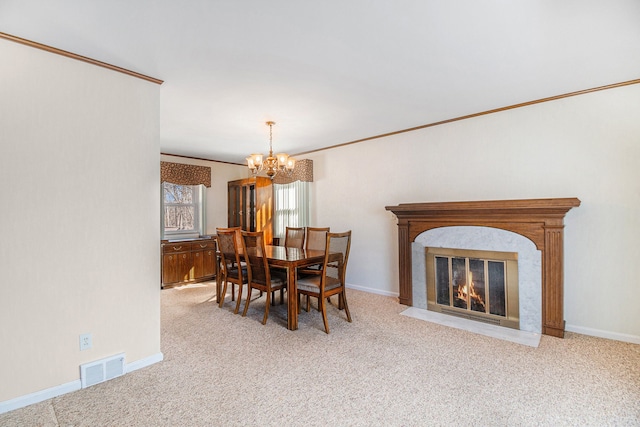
[[246, 121, 296, 179]]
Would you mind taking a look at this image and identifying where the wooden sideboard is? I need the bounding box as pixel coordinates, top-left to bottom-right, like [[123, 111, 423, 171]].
[[161, 237, 218, 288]]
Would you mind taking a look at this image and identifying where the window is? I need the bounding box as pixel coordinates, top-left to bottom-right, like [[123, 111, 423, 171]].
[[162, 183, 205, 240], [273, 181, 310, 240]]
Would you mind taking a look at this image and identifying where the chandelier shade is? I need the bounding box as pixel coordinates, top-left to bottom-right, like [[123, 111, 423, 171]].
[[247, 121, 295, 179]]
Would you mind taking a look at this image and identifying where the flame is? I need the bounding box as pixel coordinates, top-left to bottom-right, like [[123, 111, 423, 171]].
[[455, 272, 486, 311]]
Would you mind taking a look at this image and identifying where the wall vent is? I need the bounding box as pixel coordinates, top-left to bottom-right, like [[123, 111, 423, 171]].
[[80, 353, 125, 388]]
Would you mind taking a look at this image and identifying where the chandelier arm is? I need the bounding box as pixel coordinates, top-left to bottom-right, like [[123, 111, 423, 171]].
[[246, 120, 295, 179]]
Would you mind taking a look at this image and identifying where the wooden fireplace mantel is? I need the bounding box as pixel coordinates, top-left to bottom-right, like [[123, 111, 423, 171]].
[[385, 198, 581, 338]]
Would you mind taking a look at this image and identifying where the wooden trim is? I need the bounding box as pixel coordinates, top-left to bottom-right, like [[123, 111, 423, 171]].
[[294, 78, 640, 157], [0, 32, 163, 85], [161, 153, 244, 166], [386, 198, 581, 338]]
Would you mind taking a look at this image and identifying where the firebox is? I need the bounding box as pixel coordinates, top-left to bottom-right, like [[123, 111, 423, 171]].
[[426, 247, 519, 330]]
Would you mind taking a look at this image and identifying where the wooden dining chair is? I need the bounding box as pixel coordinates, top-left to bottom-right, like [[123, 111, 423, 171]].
[[296, 231, 352, 333], [241, 231, 287, 325], [305, 227, 330, 252], [284, 227, 305, 249], [298, 227, 330, 311], [216, 227, 247, 314], [302, 227, 330, 267]]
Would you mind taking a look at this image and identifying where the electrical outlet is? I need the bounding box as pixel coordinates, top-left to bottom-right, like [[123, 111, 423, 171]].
[[79, 333, 92, 351]]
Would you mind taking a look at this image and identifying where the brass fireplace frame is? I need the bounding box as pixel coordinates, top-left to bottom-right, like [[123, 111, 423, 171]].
[[426, 247, 519, 330], [385, 198, 580, 338]]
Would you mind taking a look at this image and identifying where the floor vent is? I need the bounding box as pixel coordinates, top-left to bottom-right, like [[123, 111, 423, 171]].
[[440, 307, 502, 325], [80, 353, 125, 388]]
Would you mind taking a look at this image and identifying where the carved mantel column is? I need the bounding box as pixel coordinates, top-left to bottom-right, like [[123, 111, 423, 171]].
[[385, 198, 580, 338], [396, 221, 412, 306], [542, 225, 566, 337]]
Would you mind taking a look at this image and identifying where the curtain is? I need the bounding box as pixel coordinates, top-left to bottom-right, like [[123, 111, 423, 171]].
[[273, 181, 310, 239], [160, 161, 211, 187], [272, 159, 313, 184]]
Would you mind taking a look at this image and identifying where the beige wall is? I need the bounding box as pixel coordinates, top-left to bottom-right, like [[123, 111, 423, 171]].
[[160, 155, 247, 233], [0, 39, 161, 402], [306, 83, 640, 343]]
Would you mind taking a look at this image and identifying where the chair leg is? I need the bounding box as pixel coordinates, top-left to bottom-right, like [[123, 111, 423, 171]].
[[280, 288, 285, 304], [231, 283, 235, 301], [242, 286, 251, 317], [341, 292, 352, 322], [306, 295, 310, 312], [215, 275, 224, 304], [234, 283, 243, 314], [263, 289, 271, 325], [319, 295, 330, 334], [218, 280, 228, 308]]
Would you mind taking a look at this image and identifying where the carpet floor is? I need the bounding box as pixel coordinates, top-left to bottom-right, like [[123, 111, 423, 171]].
[[1, 281, 639, 426]]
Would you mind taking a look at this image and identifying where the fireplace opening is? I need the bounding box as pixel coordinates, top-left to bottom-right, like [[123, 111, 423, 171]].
[[426, 247, 519, 330]]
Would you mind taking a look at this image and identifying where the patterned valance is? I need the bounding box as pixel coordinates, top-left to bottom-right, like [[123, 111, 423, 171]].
[[161, 162, 211, 187], [272, 159, 313, 184]]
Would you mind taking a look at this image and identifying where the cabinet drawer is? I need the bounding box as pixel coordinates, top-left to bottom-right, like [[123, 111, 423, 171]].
[[163, 244, 189, 254], [191, 241, 216, 251]]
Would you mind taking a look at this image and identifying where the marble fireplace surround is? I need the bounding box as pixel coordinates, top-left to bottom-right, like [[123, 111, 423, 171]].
[[386, 198, 580, 338]]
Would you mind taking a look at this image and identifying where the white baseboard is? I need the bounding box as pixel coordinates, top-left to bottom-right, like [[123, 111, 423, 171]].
[[0, 352, 164, 415], [565, 324, 640, 345], [0, 380, 81, 415], [125, 352, 164, 374], [346, 283, 399, 298]]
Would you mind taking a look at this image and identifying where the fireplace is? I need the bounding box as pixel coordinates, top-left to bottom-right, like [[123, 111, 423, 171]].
[[385, 198, 580, 338], [426, 247, 519, 330]]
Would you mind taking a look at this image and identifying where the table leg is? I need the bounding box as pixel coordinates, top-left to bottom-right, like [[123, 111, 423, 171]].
[[286, 265, 298, 330]]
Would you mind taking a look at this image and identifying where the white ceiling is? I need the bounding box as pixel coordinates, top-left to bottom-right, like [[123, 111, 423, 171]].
[[2, 1, 639, 164]]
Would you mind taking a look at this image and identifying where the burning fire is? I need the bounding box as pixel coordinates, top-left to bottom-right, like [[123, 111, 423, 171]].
[[455, 272, 486, 311]]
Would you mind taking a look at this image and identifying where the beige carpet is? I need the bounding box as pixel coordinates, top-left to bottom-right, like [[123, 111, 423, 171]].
[[2, 281, 639, 426]]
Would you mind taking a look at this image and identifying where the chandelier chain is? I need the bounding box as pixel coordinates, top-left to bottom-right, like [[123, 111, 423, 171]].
[[268, 121, 274, 155]]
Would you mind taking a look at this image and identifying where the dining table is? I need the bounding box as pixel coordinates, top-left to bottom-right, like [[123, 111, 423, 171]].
[[263, 245, 327, 330]]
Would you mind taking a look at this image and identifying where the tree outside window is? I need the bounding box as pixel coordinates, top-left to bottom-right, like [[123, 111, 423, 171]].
[[162, 183, 204, 239]]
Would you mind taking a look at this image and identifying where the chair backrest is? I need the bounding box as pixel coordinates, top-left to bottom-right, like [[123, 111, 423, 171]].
[[305, 227, 330, 251], [216, 227, 243, 280], [217, 226, 242, 249], [322, 231, 351, 287], [284, 227, 305, 249], [241, 231, 270, 285]]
